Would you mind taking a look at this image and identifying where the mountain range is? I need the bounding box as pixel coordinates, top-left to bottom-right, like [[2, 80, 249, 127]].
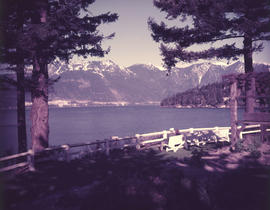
[[1, 60, 270, 108], [48, 60, 270, 105]]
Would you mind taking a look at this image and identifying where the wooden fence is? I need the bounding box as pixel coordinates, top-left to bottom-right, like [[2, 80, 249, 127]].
[[0, 150, 34, 173], [1, 125, 269, 174]]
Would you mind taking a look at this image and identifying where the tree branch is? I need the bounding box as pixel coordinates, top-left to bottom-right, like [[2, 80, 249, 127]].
[[209, 35, 244, 42], [253, 37, 270, 42]]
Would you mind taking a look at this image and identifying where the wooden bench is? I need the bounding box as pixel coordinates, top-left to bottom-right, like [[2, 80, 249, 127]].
[[164, 135, 184, 152]]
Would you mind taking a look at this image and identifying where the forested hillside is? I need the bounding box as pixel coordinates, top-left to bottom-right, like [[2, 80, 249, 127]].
[[161, 83, 230, 108]]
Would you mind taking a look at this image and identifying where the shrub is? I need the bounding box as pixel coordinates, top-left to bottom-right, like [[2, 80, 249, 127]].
[[250, 150, 261, 159]]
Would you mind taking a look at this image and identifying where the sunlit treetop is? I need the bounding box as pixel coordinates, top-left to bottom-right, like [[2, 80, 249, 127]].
[[148, 0, 270, 72]]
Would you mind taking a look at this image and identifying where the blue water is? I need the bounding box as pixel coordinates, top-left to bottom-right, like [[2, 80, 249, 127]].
[[0, 106, 243, 155]]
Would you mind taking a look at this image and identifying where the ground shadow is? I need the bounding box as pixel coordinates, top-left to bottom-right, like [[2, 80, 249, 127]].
[[2, 146, 270, 210]]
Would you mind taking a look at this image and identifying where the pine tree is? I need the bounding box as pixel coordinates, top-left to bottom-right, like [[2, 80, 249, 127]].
[[1, 0, 118, 152], [0, 0, 28, 152], [148, 0, 270, 72], [149, 0, 270, 116], [160, 83, 226, 107]]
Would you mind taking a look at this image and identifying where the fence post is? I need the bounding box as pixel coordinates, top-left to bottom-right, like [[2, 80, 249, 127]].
[[163, 130, 168, 139], [261, 124, 267, 142], [62, 144, 70, 162], [27, 149, 35, 171], [135, 134, 141, 150], [230, 80, 238, 144], [106, 139, 110, 156], [239, 131, 243, 139], [160, 141, 164, 151], [160, 130, 168, 151]]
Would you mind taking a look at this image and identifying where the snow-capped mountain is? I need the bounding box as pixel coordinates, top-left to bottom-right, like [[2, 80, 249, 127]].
[[47, 59, 269, 104], [1, 60, 269, 108], [50, 60, 170, 103], [49, 59, 134, 78]]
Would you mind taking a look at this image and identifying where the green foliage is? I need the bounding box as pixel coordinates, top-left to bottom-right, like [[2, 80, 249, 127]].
[[0, 0, 118, 152], [250, 150, 261, 159], [0, 0, 119, 65], [233, 135, 262, 158], [161, 82, 228, 107], [149, 0, 270, 70], [233, 138, 245, 153]]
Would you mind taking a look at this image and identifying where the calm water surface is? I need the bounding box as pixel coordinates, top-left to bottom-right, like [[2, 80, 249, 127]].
[[0, 106, 243, 155]]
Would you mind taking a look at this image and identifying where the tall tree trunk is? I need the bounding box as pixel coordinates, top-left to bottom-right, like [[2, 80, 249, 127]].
[[243, 34, 254, 113], [243, 35, 253, 74], [243, 34, 255, 146], [31, 57, 49, 152], [230, 80, 238, 145], [31, 0, 49, 152], [16, 0, 27, 153], [16, 62, 27, 153]]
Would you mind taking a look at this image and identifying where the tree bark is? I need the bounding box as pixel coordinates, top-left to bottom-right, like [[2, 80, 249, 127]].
[[16, 0, 27, 153], [16, 62, 27, 153], [243, 34, 255, 113], [243, 35, 253, 74], [243, 34, 255, 146], [31, 57, 49, 152], [230, 80, 238, 145], [31, 0, 49, 152]]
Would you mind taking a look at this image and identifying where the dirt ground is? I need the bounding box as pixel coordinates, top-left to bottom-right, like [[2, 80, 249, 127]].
[[1, 145, 270, 210]]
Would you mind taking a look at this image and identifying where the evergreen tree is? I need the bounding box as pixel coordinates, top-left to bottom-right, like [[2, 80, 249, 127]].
[[0, 0, 28, 152], [161, 82, 226, 107], [1, 0, 118, 152], [148, 0, 270, 72]]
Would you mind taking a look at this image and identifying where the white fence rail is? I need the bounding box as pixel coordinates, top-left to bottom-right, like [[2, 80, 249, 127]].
[[1, 125, 268, 174], [0, 150, 34, 173]]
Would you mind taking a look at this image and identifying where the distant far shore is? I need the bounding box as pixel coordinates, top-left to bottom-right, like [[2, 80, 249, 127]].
[[1, 100, 162, 110], [161, 104, 230, 109], [1, 103, 233, 110], [1, 100, 232, 110]]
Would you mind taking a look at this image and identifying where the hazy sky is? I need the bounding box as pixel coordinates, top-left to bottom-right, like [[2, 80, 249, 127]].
[[77, 0, 270, 68]]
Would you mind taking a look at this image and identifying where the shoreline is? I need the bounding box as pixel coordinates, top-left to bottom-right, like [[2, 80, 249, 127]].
[[0, 101, 161, 110], [0, 104, 232, 110], [0, 104, 233, 110], [161, 104, 230, 109]]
